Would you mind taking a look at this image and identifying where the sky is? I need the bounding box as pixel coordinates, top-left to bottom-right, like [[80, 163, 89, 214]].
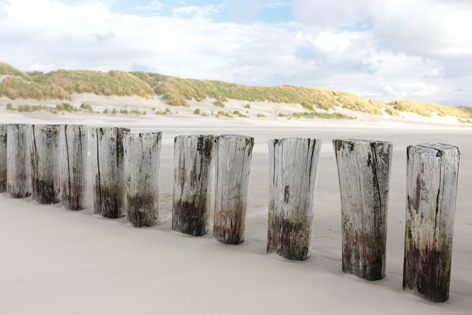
[[1, 0, 471, 106]]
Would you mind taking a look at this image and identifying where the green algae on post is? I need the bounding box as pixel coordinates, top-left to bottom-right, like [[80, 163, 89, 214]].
[[403, 143, 460, 303], [172, 135, 216, 236], [267, 138, 322, 261], [333, 139, 393, 281], [60, 125, 88, 210], [124, 132, 162, 227]]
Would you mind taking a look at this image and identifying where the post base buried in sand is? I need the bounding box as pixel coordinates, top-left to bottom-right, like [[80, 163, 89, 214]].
[[124, 132, 162, 227], [267, 137, 322, 261], [91, 127, 130, 218], [213, 134, 254, 245], [333, 139, 393, 281], [0, 124, 7, 192], [173, 135, 216, 236], [60, 125, 88, 210], [7, 124, 32, 198], [403, 143, 460, 302]]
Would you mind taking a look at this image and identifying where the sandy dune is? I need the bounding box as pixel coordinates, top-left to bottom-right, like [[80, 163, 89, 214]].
[[0, 111, 471, 314]]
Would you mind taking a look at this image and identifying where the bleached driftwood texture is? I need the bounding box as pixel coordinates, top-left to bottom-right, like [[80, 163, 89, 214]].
[[213, 135, 254, 244], [124, 132, 162, 227], [172, 135, 216, 236], [29, 124, 61, 204], [403, 143, 460, 303], [60, 125, 88, 210], [267, 138, 322, 260], [7, 124, 32, 198], [0, 124, 7, 192], [333, 139, 393, 280], [90, 127, 129, 218]]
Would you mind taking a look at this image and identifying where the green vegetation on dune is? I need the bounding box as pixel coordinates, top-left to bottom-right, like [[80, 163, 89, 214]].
[[387, 100, 472, 119], [2, 62, 472, 119], [334, 91, 383, 115], [0, 62, 33, 82], [0, 76, 70, 100], [33, 70, 155, 97]]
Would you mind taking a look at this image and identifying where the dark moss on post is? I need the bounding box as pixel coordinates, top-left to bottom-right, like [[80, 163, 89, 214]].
[[403, 143, 460, 302], [333, 139, 393, 281], [60, 125, 88, 210], [90, 126, 130, 218], [213, 134, 254, 245], [0, 125, 7, 192], [124, 132, 162, 227], [7, 124, 32, 198], [29, 124, 62, 204], [267, 138, 322, 261], [172, 135, 216, 236]]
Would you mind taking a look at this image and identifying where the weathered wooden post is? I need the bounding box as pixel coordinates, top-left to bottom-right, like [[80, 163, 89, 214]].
[[333, 139, 393, 280], [7, 124, 32, 198], [403, 143, 460, 302], [213, 134, 254, 244], [0, 124, 7, 192], [29, 124, 62, 204], [90, 127, 129, 218], [124, 132, 162, 227], [172, 135, 216, 236], [60, 125, 88, 210], [267, 138, 322, 260]]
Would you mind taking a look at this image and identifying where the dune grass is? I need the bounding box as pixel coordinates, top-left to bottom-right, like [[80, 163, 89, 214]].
[[334, 91, 383, 115], [33, 70, 155, 98], [387, 100, 472, 119], [0, 62, 33, 82], [0, 76, 71, 100]]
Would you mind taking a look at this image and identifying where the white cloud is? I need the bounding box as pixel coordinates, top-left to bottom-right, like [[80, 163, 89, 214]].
[[173, 4, 221, 18], [0, 0, 471, 106], [136, 1, 163, 11]]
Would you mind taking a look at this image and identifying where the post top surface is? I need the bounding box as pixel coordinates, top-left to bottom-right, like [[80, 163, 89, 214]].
[[332, 138, 392, 145], [412, 143, 460, 155]]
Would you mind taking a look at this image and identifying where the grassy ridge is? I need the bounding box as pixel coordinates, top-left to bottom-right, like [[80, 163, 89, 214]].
[[0, 62, 33, 82], [387, 100, 472, 119], [0, 76, 70, 100], [33, 70, 155, 97], [2, 62, 472, 120]]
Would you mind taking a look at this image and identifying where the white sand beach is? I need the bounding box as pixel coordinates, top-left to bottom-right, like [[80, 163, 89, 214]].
[[0, 108, 471, 314]]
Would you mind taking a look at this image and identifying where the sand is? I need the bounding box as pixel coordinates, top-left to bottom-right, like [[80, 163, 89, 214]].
[[0, 108, 471, 314]]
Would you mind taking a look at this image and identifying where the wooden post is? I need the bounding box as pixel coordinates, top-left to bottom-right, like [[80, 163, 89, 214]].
[[172, 135, 216, 236], [90, 127, 129, 218], [333, 139, 393, 280], [60, 125, 88, 210], [0, 124, 7, 192], [7, 124, 32, 198], [267, 138, 322, 260], [29, 124, 62, 204], [213, 134, 254, 245], [403, 143, 460, 302], [124, 132, 162, 227]]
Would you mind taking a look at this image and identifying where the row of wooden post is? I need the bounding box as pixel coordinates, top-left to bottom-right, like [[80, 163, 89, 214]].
[[0, 124, 460, 303]]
